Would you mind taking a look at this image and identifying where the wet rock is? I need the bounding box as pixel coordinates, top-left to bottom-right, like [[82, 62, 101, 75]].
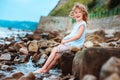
[[59, 51, 75, 75], [1, 64, 13, 71], [28, 40, 39, 53], [2, 77, 16, 80], [99, 57, 120, 80], [82, 74, 97, 80], [0, 73, 6, 79], [73, 48, 120, 80], [19, 47, 28, 55], [12, 72, 24, 79], [32, 53, 41, 62], [104, 73, 120, 80], [18, 72, 35, 80], [41, 32, 49, 39], [0, 53, 11, 60]]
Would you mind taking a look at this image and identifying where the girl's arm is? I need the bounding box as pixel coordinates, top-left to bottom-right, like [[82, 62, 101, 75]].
[[61, 25, 84, 44]]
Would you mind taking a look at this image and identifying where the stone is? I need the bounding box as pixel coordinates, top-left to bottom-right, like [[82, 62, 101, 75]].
[[84, 41, 94, 48], [104, 73, 120, 80], [28, 40, 39, 53], [59, 51, 75, 75], [72, 50, 85, 80], [45, 47, 52, 55], [12, 72, 24, 79], [72, 48, 120, 80], [18, 72, 35, 80], [2, 77, 16, 80], [82, 74, 97, 80], [99, 57, 120, 80], [1, 64, 13, 71], [0, 53, 11, 60], [19, 47, 28, 55], [32, 53, 41, 62], [13, 42, 26, 51]]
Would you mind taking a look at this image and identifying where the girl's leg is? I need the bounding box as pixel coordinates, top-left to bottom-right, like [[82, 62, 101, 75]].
[[34, 47, 58, 73], [42, 53, 61, 73]]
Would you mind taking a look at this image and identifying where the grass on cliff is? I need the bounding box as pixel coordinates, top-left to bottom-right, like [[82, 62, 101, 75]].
[[49, 0, 120, 17]]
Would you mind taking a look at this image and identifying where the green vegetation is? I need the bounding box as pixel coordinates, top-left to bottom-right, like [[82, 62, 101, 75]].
[[49, 0, 120, 18]]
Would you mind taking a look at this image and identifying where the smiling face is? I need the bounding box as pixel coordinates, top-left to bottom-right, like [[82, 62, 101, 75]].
[[73, 7, 83, 22]]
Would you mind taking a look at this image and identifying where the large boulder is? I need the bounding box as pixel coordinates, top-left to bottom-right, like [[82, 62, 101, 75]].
[[99, 57, 120, 80], [72, 48, 120, 80]]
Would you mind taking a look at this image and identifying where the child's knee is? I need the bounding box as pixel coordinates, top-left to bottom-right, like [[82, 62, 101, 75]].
[[52, 47, 58, 52]]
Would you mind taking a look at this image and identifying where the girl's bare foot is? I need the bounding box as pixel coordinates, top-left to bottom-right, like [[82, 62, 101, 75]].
[[34, 68, 45, 74], [42, 69, 48, 73]]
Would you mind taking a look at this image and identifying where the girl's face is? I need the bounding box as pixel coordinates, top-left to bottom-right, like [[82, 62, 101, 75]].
[[73, 7, 83, 21]]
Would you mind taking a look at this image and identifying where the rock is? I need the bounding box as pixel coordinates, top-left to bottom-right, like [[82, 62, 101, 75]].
[[84, 41, 94, 48], [32, 53, 41, 62], [0, 53, 11, 60], [18, 72, 35, 80], [72, 50, 85, 79], [93, 29, 105, 38], [19, 47, 28, 55], [41, 32, 49, 39], [8, 46, 16, 52], [99, 57, 120, 80], [12, 72, 24, 79], [45, 47, 52, 55], [28, 40, 39, 53], [40, 41, 48, 49], [71, 47, 81, 53], [13, 42, 26, 51], [72, 48, 120, 80], [104, 73, 120, 80], [2, 77, 16, 80], [1, 64, 13, 71], [82, 74, 97, 80], [32, 34, 41, 40], [114, 31, 120, 38], [59, 50, 75, 75]]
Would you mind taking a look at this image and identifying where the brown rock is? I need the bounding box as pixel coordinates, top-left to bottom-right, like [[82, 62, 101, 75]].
[[104, 73, 120, 80], [18, 72, 35, 80], [28, 40, 39, 53], [32, 53, 41, 62], [99, 57, 120, 80], [45, 47, 52, 55], [13, 42, 26, 51], [72, 48, 120, 80], [12, 72, 24, 79], [72, 50, 85, 79], [2, 77, 15, 80], [19, 47, 28, 55], [59, 51, 75, 75]]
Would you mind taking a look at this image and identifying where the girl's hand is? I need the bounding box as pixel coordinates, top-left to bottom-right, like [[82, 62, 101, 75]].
[[61, 40, 67, 44]]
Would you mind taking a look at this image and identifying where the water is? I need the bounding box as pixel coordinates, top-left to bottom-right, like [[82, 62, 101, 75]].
[[0, 27, 33, 39]]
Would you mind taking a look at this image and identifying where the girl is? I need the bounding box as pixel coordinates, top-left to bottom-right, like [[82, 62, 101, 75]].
[[34, 3, 88, 74]]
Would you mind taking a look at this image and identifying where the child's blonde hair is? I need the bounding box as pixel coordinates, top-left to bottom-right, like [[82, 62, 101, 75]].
[[69, 3, 88, 23]]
